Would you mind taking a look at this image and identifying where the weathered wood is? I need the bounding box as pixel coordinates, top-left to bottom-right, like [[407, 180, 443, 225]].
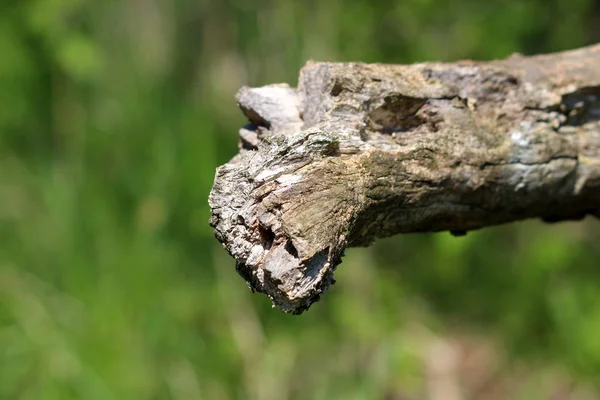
[[209, 44, 600, 314]]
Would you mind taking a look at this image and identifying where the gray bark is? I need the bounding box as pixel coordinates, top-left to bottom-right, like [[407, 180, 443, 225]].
[[209, 44, 600, 314]]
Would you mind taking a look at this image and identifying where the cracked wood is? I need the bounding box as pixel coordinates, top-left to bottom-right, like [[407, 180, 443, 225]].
[[209, 44, 600, 314]]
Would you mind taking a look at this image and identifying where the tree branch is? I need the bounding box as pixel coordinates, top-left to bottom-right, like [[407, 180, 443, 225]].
[[209, 44, 600, 314]]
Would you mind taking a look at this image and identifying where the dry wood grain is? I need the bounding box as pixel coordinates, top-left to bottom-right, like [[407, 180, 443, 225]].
[[209, 44, 600, 314]]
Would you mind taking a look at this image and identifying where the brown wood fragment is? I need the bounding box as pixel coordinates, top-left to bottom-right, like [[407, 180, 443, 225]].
[[209, 44, 600, 314]]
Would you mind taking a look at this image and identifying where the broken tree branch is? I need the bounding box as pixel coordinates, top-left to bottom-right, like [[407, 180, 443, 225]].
[[209, 44, 600, 314]]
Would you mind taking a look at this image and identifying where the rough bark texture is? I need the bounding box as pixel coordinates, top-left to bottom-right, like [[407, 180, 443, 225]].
[[209, 44, 600, 314]]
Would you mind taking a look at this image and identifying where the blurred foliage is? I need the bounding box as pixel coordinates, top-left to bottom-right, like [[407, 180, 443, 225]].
[[0, 0, 599, 399]]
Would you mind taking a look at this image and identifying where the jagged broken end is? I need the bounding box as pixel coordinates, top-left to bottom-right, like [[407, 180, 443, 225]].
[[209, 80, 352, 314], [209, 156, 346, 314], [234, 252, 339, 315]]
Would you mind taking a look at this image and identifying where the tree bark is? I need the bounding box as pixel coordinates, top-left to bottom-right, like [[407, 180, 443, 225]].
[[209, 44, 600, 314]]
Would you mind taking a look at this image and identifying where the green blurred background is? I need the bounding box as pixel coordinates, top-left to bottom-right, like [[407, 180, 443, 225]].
[[1, 0, 600, 398]]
